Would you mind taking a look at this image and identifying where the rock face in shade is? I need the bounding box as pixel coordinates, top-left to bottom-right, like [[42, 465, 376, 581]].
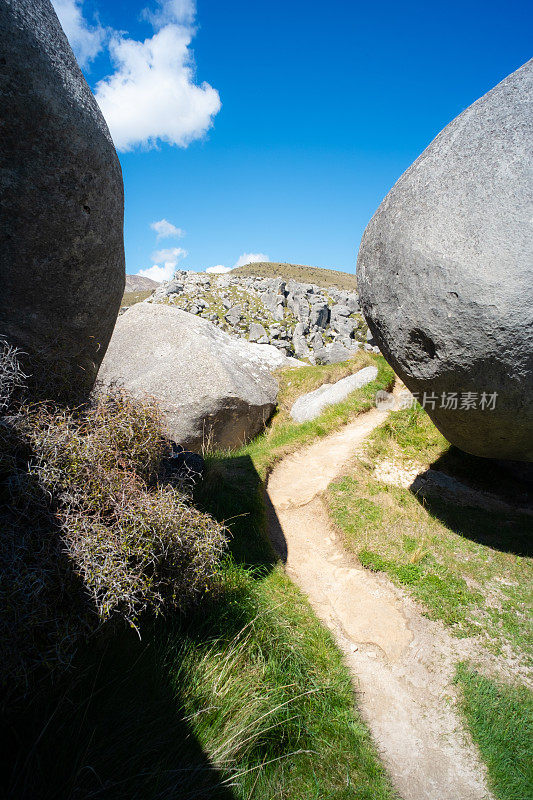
[[0, 0, 125, 398], [99, 303, 300, 450], [357, 60, 533, 461]]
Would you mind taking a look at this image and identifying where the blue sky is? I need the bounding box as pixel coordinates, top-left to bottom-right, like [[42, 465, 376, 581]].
[[53, 0, 532, 278]]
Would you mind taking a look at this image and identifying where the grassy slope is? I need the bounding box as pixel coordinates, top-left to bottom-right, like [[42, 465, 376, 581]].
[[7, 354, 397, 800], [325, 402, 532, 800], [122, 289, 154, 307], [232, 262, 357, 292]]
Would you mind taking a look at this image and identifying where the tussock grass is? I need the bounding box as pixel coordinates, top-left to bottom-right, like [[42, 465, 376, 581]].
[[169, 566, 396, 799], [7, 566, 397, 800]]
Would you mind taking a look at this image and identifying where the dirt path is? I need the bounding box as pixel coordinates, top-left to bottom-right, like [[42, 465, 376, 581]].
[[266, 407, 494, 800]]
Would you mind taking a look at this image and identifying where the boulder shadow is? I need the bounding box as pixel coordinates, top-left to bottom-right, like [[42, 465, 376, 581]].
[[0, 419, 236, 800], [409, 446, 533, 557], [3, 624, 237, 800], [194, 453, 287, 571]]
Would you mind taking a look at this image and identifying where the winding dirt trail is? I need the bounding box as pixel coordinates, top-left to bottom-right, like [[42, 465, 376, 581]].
[[266, 405, 494, 800]]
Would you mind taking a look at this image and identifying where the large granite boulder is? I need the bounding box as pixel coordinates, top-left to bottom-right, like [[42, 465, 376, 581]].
[[98, 304, 299, 450], [357, 60, 533, 461], [0, 0, 125, 398]]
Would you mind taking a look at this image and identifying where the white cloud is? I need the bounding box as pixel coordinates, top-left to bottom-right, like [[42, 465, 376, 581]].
[[206, 265, 233, 274], [234, 252, 270, 268], [143, 0, 196, 28], [151, 246, 187, 263], [55, 1, 220, 152], [51, 0, 105, 67], [138, 263, 175, 282], [150, 218, 184, 239], [94, 4, 221, 152], [138, 244, 187, 282]]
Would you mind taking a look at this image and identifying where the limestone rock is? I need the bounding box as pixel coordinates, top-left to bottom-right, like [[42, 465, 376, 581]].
[[147, 269, 365, 359], [310, 303, 330, 329], [357, 60, 533, 461], [248, 322, 268, 342], [98, 304, 301, 450], [0, 0, 125, 397], [314, 342, 355, 365], [290, 366, 378, 423]]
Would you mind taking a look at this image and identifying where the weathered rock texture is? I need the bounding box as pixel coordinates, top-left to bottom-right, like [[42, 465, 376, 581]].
[[0, 0, 125, 397], [99, 303, 301, 450], [357, 60, 533, 461], [146, 270, 375, 361], [291, 366, 378, 423]]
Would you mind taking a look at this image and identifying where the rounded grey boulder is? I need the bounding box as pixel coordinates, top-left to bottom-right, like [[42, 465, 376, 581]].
[[98, 303, 295, 451], [0, 0, 125, 397], [357, 60, 533, 461]]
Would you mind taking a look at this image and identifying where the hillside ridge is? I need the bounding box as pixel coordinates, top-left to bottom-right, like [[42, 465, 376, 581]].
[[232, 262, 357, 291]]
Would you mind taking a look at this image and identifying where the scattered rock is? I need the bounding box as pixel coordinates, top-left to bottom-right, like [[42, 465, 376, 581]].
[[357, 60, 533, 461], [225, 305, 242, 326], [290, 366, 378, 422], [147, 270, 367, 359], [313, 342, 356, 365], [0, 0, 125, 398], [98, 304, 301, 450], [248, 322, 268, 343]]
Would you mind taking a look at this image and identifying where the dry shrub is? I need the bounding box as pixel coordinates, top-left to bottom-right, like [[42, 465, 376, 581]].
[[0, 337, 26, 411], [0, 343, 227, 700]]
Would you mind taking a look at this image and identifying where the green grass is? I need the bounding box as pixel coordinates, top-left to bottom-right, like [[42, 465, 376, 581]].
[[5, 566, 396, 800], [122, 289, 154, 307], [232, 262, 357, 292], [326, 401, 532, 800], [4, 353, 398, 799], [327, 403, 533, 660], [240, 352, 394, 480], [455, 665, 533, 800]]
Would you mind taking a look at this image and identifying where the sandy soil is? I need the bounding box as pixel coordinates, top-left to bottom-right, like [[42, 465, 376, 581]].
[[266, 406, 495, 800]]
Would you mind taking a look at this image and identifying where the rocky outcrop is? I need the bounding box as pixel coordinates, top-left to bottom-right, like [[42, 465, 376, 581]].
[[146, 271, 375, 361], [290, 366, 378, 423], [0, 0, 125, 398], [98, 304, 302, 450], [357, 60, 533, 461]]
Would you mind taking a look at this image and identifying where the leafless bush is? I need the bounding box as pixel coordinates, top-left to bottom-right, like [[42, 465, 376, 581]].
[[0, 338, 27, 411], [0, 355, 227, 701]]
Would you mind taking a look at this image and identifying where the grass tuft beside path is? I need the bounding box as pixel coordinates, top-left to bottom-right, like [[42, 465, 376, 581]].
[[455, 664, 533, 800], [327, 403, 533, 662], [326, 400, 532, 800], [5, 353, 398, 800]]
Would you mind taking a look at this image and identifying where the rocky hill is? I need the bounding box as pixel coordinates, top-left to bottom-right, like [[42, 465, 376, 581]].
[[146, 269, 377, 363], [125, 275, 159, 292], [232, 262, 357, 292]]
